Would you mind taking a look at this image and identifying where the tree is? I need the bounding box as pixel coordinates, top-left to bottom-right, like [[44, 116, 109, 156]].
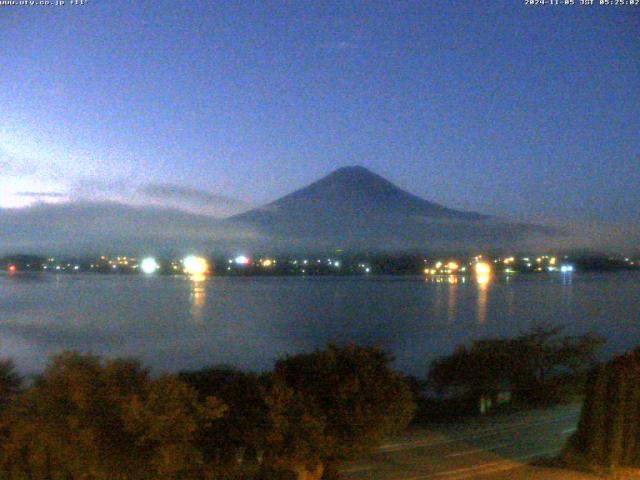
[[564, 347, 640, 471], [0, 346, 416, 480], [179, 367, 269, 465], [122, 375, 226, 478], [0, 351, 225, 480], [0, 359, 21, 410], [509, 325, 604, 403], [428, 340, 513, 404], [261, 379, 327, 480], [272, 344, 416, 478], [181, 347, 415, 480], [428, 325, 605, 408]]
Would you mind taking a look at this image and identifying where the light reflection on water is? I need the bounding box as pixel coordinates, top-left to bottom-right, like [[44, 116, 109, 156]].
[[447, 276, 458, 324], [476, 275, 490, 325], [0, 272, 639, 376], [189, 275, 207, 323]]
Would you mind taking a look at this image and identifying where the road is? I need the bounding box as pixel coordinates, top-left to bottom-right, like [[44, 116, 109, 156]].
[[339, 403, 582, 480]]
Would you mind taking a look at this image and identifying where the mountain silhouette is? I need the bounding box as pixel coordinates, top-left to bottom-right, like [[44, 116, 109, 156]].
[[228, 166, 557, 253]]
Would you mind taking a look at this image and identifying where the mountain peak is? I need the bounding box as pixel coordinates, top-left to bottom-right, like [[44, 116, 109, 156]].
[[233, 165, 486, 221], [314, 166, 402, 194], [226, 166, 553, 253], [324, 165, 385, 183], [330, 165, 375, 175]]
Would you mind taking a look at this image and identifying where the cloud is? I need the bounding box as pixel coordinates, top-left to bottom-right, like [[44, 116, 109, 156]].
[[137, 183, 250, 218], [0, 201, 258, 256], [1, 198, 637, 257], [140, 184, 247, 209], [60, 179, 251, 218], [15, 192, 67, 198], [73, 177, 133, 196]]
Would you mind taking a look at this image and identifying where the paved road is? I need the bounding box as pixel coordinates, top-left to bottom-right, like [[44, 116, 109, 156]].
[[339, 403, 581, 480]]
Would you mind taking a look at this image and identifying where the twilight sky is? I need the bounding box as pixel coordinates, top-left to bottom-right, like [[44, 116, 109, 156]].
[[1, 1, 639, 244]]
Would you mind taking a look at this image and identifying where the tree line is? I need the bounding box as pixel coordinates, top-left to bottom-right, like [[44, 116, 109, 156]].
[[0, 325, 604, 480], [425, 325, 604, 415], [0, 346, 415, 480]]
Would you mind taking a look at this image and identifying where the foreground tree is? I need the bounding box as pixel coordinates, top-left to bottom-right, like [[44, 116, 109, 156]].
[[0, 352, 225, 480], [428, 325, 605, 408], [0, 359, 21, 410], [179, 367, 270, 466], [261, 380, 327, 480], [428, 338, 512, 408], [0, 346, 415, 480], [563, 347, 640, 472], [272, 344, 416, 479], [509, 326, 605, 403]]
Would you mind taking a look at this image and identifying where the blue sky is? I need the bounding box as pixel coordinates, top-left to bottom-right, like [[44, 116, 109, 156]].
[[1, 1, 638, 226]]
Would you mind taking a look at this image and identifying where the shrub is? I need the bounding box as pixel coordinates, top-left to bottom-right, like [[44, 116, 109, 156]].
[[0, 352, 225, 480], [273, 344, 416, 461]]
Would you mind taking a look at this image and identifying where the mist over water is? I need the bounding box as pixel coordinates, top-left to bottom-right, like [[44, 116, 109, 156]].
[[1, 272, 639, 377]]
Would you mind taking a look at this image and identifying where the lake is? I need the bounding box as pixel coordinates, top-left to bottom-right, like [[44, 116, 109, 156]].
[[1, 272, 639, 376]]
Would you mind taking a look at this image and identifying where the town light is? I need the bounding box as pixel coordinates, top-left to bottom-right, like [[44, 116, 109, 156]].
[[183, 256, 208, 275], [474, 262, 491, 275], [235, 255, 250, 265], [140, 257, 160, 274]]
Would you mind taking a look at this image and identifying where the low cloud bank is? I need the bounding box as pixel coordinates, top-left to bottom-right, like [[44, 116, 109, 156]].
[[0, 201, 257, 256], [0, 201, 637, 257]]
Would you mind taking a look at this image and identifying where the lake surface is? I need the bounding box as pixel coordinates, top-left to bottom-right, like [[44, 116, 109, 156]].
[[1, 272, 639, 376]]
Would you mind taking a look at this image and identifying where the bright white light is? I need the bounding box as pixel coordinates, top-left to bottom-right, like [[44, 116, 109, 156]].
[[141, 257, 160, 274], [474, 262, 491, 286], [235, 255, 250, 265], [475, 262, 491, 275], [560, 264, 574, 273], [184, 256, 208, 275]]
